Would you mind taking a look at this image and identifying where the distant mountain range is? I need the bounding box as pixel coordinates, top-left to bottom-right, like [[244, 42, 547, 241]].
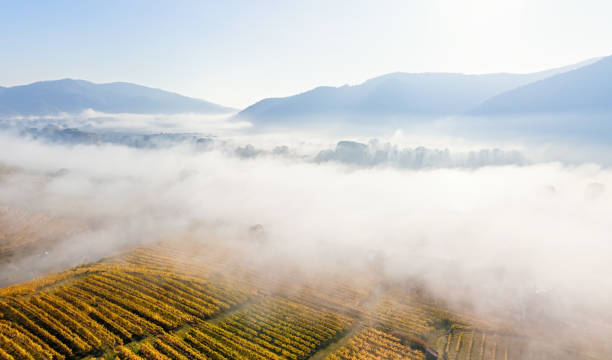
[[237, 57, 606, 122], [0, 79, 235, 116], [471, 56, 612, 115], [2, 56, 610, 124]]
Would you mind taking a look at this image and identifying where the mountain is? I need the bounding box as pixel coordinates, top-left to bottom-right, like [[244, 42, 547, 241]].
[[471, 56, 612, 115], [0, 79, 235, 116], [237, 58, 600, 122]]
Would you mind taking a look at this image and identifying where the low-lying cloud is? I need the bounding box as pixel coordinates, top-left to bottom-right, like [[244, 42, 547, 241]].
[[1, 108, 250, 134], [1, 132, 611, 354]]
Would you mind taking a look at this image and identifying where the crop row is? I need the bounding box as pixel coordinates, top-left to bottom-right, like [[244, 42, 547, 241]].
[[325, 328, 425, 360], [211, 296, 353, 360], [0, 262, 255, 360]]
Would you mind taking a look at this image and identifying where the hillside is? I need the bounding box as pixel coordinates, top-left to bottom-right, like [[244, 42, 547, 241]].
[[0, 242, 567, 360], [0, 79, 235, 116], [0, 206, 608, 360], [237, 58, 600, 122], [472, 56, 612, 115]]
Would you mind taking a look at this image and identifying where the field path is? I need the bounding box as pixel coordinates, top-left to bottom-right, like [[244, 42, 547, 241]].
[[308, 322, 364, 360]]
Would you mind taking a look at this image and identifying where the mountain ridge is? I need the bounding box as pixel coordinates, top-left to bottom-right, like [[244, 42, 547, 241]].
[[471, 55, 612, 115], [237, 57, 602, 122], [0, 79, 235, 116]]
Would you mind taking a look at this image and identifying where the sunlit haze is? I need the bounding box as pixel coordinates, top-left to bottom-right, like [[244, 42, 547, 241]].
[[1, 2, 612, 360], [1, 0, 611, 107]]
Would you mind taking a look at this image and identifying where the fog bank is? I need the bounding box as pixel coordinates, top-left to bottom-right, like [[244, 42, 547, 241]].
[[1, 133, 611, 351]]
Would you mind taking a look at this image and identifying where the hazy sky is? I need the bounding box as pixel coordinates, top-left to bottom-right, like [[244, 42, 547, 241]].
[[1, 0, 611, 108]]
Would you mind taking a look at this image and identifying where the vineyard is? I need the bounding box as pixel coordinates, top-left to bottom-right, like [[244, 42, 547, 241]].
[[325, 328, 425, 360], [0, 213, 606, 360]]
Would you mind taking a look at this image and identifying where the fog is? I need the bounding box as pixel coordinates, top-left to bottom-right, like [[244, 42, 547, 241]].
[[0, 109, 250, 134], [1, 125, 612, 354]]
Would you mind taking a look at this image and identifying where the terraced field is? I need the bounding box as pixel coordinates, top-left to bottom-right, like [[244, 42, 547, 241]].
[[0, 210, 607, 360], [0, 241, 570, 360]]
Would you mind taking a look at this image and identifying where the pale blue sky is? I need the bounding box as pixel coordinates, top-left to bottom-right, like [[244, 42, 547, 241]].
[[1, 0, 611, 108]]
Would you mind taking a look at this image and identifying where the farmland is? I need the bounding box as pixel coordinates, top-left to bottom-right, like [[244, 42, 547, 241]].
[[0, 240, 589, 360], [0, 210, 607, 360]]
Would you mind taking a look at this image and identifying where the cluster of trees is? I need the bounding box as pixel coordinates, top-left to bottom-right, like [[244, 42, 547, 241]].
[[4, 123, 215, 151], [315, 140, 526, 169]]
